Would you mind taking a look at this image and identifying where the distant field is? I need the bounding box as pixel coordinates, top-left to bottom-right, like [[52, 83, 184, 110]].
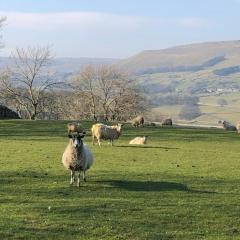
[[149, 92, 240, 125], [0, 120, 240, 239]]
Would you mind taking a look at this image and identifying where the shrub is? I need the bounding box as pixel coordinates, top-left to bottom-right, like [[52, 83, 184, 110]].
[[179, 104, 202, 120]]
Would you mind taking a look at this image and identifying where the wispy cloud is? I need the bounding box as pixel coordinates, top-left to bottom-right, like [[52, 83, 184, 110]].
[[0, 11, 211, 30], [0, 11, 146, 30], [0, 11, 214, 58], [178, 18, 210, 28]]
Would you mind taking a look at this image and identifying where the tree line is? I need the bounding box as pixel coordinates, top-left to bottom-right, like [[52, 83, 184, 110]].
[[0, 47, 146, 121]]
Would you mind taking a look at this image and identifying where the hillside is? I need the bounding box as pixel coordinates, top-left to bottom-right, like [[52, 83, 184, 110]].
[[120, 41, 240, 98], [120, 40, 240, 74], [120, 40, 240, 124]]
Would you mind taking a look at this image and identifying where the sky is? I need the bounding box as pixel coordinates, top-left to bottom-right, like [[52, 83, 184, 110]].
[[0, 0, 239, 58]]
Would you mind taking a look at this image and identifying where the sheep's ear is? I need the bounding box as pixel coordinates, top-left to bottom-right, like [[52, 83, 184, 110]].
[[78, 132, 85, 138], [68, 134, 73, 138], [79, 134, 85, 138]]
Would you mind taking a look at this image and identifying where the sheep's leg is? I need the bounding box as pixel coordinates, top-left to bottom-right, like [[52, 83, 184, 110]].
[[70, 170, 75, 185], [77, 171, 81, 187], [83, 170, 86, 182], [92, 135, 95, 145], [98, 138, 101, 147]]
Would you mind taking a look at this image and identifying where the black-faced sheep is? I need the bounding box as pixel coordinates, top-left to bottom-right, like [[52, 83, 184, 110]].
[[129, 136, 148, 145], [62, 132, 94, 187], [131, 116, 144, 128], [218, 120, 237, 131], [67, 122, 85, 134], [91, 123, 123, 146]]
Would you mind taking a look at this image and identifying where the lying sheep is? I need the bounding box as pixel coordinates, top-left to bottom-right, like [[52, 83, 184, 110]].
[[131, 116, 144, 128], [91, 123, 123, 146], [67, 122, 85, 134], [62, 131, 94, 187], [129, 136, 148, 145], [218, 120, 237, 131]]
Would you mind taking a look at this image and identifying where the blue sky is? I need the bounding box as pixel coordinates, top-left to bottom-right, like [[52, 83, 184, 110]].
[[0, 0, 239, 58]]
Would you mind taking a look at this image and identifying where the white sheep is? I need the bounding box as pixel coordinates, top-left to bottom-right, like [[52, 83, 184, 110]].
[[62, 132, 94, 187], [131, 116, 144, 128], [91, 123, 123, 146], [162, 118, 173, 126], [129, 136, 148, 145], [236, 121, 240, 133]]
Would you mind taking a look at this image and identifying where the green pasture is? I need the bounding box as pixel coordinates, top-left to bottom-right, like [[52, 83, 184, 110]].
[[0, 120, 240, 239]]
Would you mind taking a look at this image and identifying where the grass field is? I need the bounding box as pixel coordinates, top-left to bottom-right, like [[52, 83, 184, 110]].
[[150, 93, 240, 126], [0, 120, 240, 239]]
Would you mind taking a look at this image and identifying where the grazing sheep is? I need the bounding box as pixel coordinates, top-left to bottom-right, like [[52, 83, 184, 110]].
[[67, 122, 85, 134], [162, 118, 173, 126], [131, 116, 144, 128], [91, 123, 123, 146], [218, 120, 237, 131], [62, 132, 94, 187], [129, 136, 148, 145]]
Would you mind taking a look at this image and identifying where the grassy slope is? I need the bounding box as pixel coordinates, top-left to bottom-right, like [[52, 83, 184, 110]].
[[0, 120, 240, 239], [121, 41, 240, 71], [129, 41, 240, 124]]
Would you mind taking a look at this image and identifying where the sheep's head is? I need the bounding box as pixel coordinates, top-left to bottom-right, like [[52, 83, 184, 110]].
[[68, 132, 86, 148], [117, 123, 123, 131], [118, 123, 123, 126], [218, 120, 224, 124]]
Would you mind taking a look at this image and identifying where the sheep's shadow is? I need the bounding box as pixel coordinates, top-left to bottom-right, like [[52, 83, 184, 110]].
[[116, 145, 179, 150], [97, 180, 215, 194]]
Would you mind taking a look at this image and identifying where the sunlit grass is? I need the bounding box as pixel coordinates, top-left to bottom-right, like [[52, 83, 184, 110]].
[[0, 120, 239, 239]]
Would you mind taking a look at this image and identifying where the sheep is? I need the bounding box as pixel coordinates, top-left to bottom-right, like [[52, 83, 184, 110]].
[[131, 116, 144, 128], [91, 123, 123, 146], [129, 136, 148, 145], [162, 118, 173, 126], [62, 131, 94, 187], [236, 122, 240, 133], [218, 120, 237, 131], [67, 122, 85, 134]]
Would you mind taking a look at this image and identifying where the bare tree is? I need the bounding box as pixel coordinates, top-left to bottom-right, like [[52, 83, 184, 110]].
[[72, 65, 146, 121], [72, 65, 99, 120], [0, 46, 60, 119]]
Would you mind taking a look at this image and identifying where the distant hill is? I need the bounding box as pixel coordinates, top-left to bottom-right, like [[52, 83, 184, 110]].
[[118, 40, 240, 123], [0, 56, 119, 82], [120, 40, 240, 75], [117, 40, 240, 101]]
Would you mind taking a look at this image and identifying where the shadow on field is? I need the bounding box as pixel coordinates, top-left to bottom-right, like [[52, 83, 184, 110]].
[[116, 145, 179, 150], [99, 180, 181, 192], [98, 180, 217, 194]]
